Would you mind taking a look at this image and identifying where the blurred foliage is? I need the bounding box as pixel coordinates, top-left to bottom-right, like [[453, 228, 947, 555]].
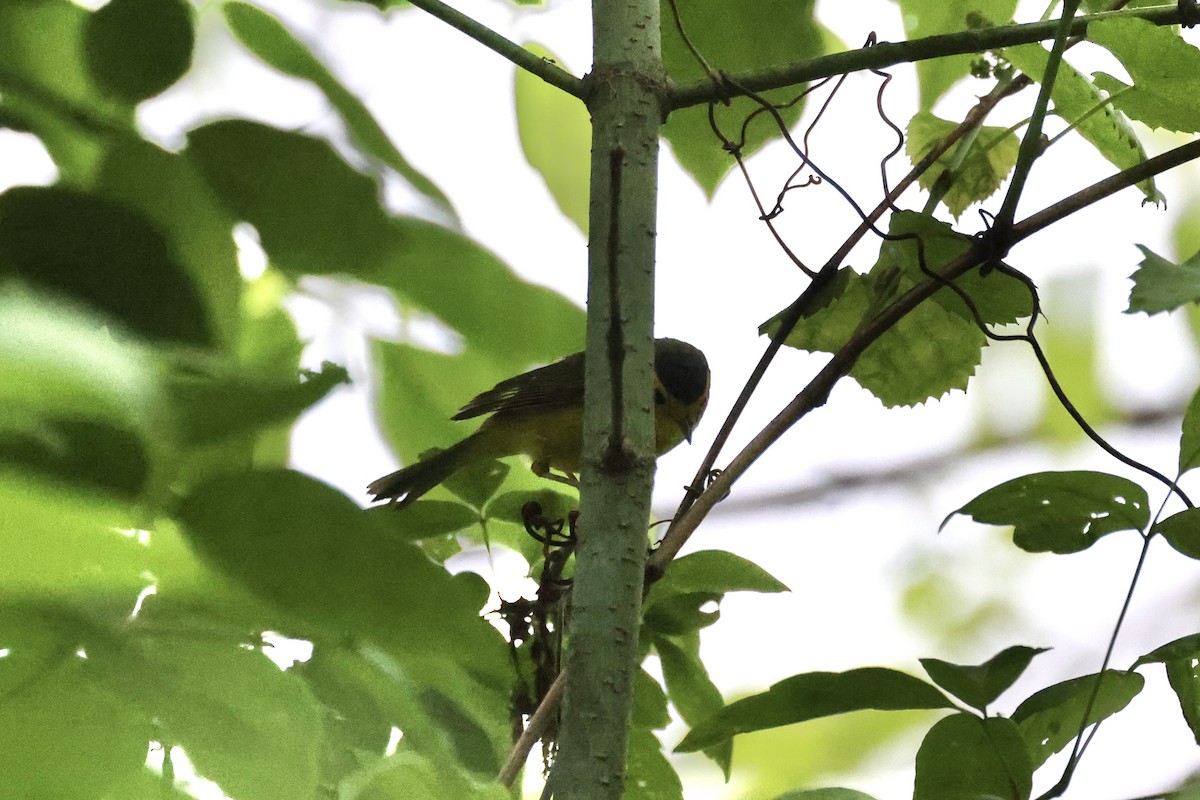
[[3, 1, 1200, 799]]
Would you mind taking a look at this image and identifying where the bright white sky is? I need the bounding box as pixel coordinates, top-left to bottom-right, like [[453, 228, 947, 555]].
[[6, 0, 1200, 797]]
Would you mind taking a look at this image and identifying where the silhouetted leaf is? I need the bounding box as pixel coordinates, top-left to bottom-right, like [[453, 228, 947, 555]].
[[920, 645, 1049, 711]]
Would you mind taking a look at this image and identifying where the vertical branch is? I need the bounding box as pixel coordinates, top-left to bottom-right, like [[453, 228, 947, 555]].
[[547, 0, 666, 797], [994, 0, 1081, 230]]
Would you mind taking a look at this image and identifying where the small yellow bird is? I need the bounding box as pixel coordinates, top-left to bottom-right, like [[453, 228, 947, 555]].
[[368, 338, 710, 508]]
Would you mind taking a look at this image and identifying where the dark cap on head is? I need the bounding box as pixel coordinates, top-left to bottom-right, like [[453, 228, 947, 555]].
[[654, 338, 709, 405]]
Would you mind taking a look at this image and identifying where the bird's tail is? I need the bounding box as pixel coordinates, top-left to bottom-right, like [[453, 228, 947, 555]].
[[367, 435, 481, 508]]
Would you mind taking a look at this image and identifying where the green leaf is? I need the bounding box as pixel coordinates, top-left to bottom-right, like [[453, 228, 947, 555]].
[[913, 713, 1032, 800], [187, 119, 395, 278], [292, 646, 394, 781], [0, 418, 150, 500], [1126, 245, 1200, 316], [846, 277, 985, 407], [177, 469, 504, 659], [189, 121, 584, 368], [945, 470, 1149, 554], [625, 727, 684, 800], [1004, 41, 1160, 204], [1167, 657, 1200, 746], [1089, 17, 1200, 133], [0, 461, 233, 607], [772, 790, 879, 800], [295, 641, 509, 791], [365, 500, 479, 542], [515, 43, 590, 234], [96, 633, 324, 800], [919, 645, 1049, 711], [83, 0, 193, 103], [0, 288, 173, 499], [0, 478, 149, 600], [906, 111, 1020, 218], [0, 0, 130, 179], [760, 267, 873, 354], [762, 213, 1031, 407], [655, 632, 731, 776], [0, 632, 147, 799], [222, 2, 452, 211], [444, 458, 511, 510], [98, 766, 196, 800], [0, 186, 214, 347], [1135, 632, 1200, 668], [644, 593, 720, 635], [762, 265, 986, 408], [881, 212, 1032, 325], [374, 342, 502, 466], [169, 358, 349, 446], [633, 667, 672, 731], [338, 749, 509, 800], [897, 0, 1018, 109], [1011, 670, 1143, 768], [645, 550, 787, 637], [674, 667, 954, 753], [94, 137, 242, 350], [484, 488, 578, 528], [652, 549, 790, 597], [660, 0, 822, 195], [1154, 508, 1200, 560], [376, 218, 586, 366]]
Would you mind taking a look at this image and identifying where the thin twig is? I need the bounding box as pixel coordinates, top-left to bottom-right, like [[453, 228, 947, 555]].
[[404, 0, 586, 99], [662, 78, 1015, 551], [652, 134, 1200, 569], [497, 667, 567, 787], [667, 5, 1192, 111], [995, 0, 1081, 230]]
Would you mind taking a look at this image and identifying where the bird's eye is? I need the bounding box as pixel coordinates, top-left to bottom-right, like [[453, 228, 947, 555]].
[[654, 388, 666, 406]]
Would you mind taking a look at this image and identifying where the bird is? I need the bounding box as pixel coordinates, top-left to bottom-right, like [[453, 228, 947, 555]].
[[367, 338, 710, 508]]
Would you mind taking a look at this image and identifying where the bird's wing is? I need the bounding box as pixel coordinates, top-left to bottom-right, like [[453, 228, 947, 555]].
[[451, 351, 586, 420]]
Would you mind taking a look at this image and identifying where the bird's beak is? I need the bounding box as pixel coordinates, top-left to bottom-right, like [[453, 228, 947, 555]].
[[682, 413, 696, 444]]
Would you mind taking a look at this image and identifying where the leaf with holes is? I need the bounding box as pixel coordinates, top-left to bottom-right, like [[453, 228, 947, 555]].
[[1168, 658, 1200, 746], [1135, 632, 1200, 668], [1012, 671, 1143, 768], [944, 471, 1149, 553]]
